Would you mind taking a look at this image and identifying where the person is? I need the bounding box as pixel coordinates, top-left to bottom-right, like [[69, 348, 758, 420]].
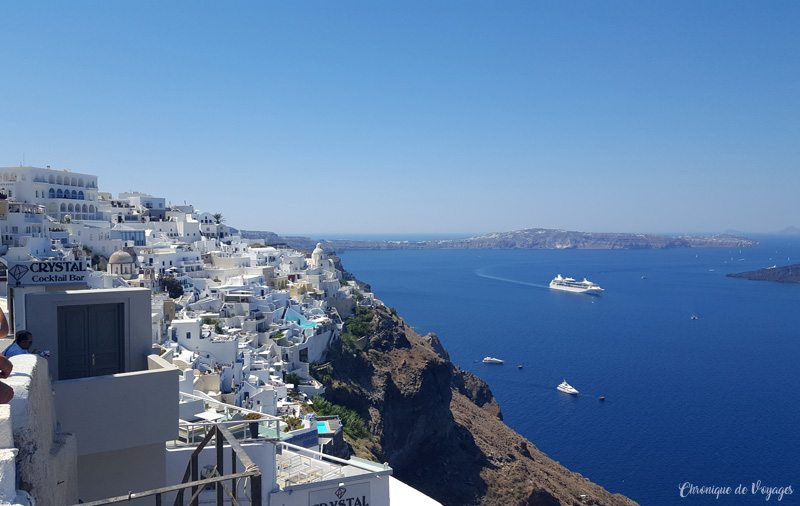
[[0, 306, 8, 339], [2, 330, 34, 358], [0, 308, 12, 403], [0, 353, 12, 403]]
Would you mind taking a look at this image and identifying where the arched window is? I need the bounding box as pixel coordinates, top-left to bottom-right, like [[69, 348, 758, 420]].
[[78, 191, 84, 200], [68, 204, 74, 213], [56, 189, 63, 198], [82, 204, 88, 213], [71, 190, 77, 199], [57, 176, 63, 185], [48, 175, 55, 184], [71, 177, 77, 186], [60, 203, 67, 212], [78, 178, 84, 187], [49, 188, 55, 198]]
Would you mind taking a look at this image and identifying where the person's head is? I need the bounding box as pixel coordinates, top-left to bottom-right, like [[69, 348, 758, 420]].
[[14, 330, 33, 350]]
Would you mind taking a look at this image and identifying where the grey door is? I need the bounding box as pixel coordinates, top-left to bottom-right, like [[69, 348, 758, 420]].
[[58, 303, 123, 380]]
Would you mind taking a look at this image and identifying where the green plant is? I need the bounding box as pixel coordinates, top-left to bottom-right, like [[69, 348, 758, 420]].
[[244, 412, 262, 420], [213, 277, 221, 283], [340, 279, 349, 286], [270, 331, 284, 340], [282, 415, 302, 432], [310, 395, 370, 440]]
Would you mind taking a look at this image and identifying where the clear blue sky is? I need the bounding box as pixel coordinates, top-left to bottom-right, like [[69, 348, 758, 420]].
[[2, 2, 798, 237]]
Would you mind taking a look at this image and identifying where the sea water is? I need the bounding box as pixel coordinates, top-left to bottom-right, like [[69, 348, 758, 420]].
[[338, 236, 800, 505]]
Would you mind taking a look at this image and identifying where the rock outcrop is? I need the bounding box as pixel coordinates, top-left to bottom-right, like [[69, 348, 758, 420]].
[[315, 307, 639, 506], [727, 264, 800, 283]]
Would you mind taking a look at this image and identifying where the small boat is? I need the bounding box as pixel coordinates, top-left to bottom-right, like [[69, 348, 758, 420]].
[[690, 315, 698, 320], [599, 396, 605, 401], [517, 365, 523, 369], [557, 380, 578, 395], [482, 357, 504, 364]]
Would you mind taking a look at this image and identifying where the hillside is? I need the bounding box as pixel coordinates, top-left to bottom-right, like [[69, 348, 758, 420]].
[[313, 306, 639, 506]]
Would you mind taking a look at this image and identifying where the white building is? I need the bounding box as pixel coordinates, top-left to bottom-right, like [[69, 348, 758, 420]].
[[0, 166, 99, 221]]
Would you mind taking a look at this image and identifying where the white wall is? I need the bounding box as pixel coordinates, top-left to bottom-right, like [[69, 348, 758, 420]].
[[3, 355, 78, 505]]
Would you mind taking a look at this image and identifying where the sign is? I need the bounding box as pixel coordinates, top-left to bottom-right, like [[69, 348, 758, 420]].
[[5, 259, 90, 287], [309, 482, 370, 506]]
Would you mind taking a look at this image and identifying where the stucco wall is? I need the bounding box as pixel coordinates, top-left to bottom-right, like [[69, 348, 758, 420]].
[[22, 287, 152, 380], [52, 366, 179, 456], [4, 354, 78, 505], [77, 443, 166, 504], [51, 365, 179, 503]]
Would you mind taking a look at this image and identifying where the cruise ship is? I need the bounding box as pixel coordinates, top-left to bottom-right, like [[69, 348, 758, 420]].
[[549, 274, 604, 295]]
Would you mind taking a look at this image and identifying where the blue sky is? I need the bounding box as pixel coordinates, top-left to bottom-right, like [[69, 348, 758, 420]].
[[2, 2, 798, 237]]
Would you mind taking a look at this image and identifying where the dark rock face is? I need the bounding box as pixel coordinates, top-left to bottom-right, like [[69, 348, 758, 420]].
[[727, 264, 800, 283], [320, 307, 639, 506]]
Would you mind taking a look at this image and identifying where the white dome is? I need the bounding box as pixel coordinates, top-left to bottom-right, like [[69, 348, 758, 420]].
[[108, 250, 134, 264]]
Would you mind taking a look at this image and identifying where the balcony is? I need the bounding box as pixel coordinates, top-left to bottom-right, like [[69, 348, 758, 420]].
[[174, 393, 392, 490]]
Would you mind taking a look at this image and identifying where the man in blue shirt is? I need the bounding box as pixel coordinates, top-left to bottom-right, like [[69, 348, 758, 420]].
[[2, 330, 34, 358]]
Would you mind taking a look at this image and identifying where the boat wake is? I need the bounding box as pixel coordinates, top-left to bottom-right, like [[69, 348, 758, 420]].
[[475, 269, 550, 289]]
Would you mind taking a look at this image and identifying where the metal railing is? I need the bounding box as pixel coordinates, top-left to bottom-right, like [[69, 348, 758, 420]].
[[75, 424, 262, 506]]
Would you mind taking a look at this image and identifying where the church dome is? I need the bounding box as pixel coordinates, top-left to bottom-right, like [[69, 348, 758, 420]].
[[109, 250, 134, 264]]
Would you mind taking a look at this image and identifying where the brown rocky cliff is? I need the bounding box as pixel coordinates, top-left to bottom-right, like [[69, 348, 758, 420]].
[[317, 307, 639, 506]]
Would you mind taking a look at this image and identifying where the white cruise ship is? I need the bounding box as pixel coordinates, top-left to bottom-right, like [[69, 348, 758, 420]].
[[549, 274, 604, 295]]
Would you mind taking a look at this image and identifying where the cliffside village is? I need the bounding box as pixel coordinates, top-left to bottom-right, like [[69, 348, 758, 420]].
[[0, 165, 439, 505]]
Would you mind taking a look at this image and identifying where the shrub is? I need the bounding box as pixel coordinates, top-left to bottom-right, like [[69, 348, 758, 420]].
[[162, 276, 184, 298], [310, 395, 370, 440], [284, 372, 302, 386]]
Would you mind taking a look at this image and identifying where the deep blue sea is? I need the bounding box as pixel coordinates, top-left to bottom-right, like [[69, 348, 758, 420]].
[[338, 236, 800, 505]]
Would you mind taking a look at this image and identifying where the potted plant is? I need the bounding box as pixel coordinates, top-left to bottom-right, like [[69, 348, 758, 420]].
[[245, 412, 261, 438]]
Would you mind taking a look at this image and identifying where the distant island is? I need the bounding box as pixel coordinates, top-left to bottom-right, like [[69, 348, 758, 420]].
[[235, 227, 758, 252], [727, 264, 800, 284]]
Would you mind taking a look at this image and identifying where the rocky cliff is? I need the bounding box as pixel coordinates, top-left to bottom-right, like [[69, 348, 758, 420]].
[[238, 228, 756, 252], [314, 306, 639, 506]]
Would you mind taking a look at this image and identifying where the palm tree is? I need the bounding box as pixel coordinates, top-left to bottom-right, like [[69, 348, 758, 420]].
[[212, 213, 225, 224]]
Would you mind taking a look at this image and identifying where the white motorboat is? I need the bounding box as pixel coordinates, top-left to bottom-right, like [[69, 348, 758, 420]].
[[482, 357, 504, 364], [550, 274, 604, 295], [557, 380, 579, 395]]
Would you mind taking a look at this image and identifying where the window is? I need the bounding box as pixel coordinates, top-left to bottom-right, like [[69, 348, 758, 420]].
[[186, 332, 191, 340]]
